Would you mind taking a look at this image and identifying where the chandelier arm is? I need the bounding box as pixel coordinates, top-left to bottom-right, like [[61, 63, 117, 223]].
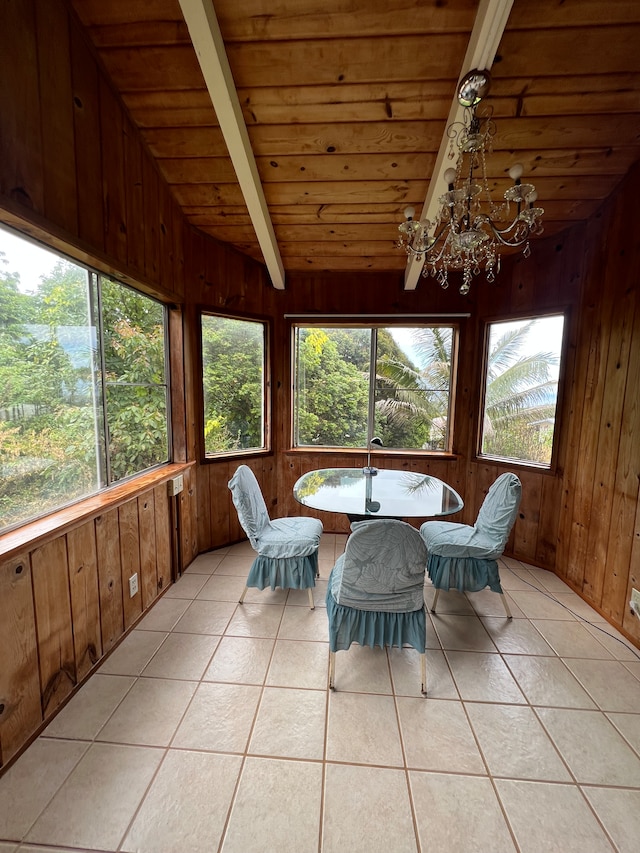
[[474, 214, 532, 248]]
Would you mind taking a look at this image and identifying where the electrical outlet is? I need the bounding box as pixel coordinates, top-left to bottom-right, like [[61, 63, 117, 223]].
[[630, 588, 640, 616], [128, 573, 139, 598], [168, 474, 184, 496]]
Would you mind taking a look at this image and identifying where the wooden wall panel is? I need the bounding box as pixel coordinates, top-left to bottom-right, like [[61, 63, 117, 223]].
[[31, 538, 75, 717], [66, 522, 101, 680], [138, 490, 159, 608], [0, 553, 41, 768], [153, 482, 172, 592], [118, 500, 143, 629], [95, 509, 124, 653]]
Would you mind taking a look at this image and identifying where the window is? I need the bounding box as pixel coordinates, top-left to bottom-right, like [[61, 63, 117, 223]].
[[201, 313, 267, 456], [0, 226, 169, 533], [479, 314, 565, 467], [293, 324, 457, 451]]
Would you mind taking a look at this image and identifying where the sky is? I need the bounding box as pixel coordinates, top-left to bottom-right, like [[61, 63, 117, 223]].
[[0, 225, 59, 293]]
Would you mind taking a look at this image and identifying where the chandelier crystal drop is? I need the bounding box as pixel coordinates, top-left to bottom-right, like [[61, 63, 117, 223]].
[[396, 69, 544, 294]]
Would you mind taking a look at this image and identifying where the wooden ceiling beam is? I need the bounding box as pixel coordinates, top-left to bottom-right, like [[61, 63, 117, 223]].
[[177, 0, 285, 289]]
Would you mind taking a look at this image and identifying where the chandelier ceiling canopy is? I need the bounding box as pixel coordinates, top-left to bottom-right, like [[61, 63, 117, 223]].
[[397, 69, 544, 295]]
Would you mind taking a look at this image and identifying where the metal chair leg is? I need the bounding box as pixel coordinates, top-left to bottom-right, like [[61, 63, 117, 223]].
[[239, 586, 248, 604], [307, 587, 315, 610], [420, 652, 427, 696], [431, 588, 440, 613], [501, 592, 513, 619], [329, 651, 335, 690]]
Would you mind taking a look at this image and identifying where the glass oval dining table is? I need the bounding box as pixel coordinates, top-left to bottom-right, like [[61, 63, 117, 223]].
[[293, 467, 463, 521]]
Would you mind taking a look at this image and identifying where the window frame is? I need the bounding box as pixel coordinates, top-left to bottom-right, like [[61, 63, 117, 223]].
[[0, 224, 172, 534], [290, 319, 460, 455], [476, 310, 568, 471], [198, 309, 271, 461]]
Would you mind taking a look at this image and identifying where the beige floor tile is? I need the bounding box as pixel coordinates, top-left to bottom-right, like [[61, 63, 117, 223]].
[[432, 614, 498, 652], [606, 711, 640, 753], [497, 564, 540, 591], [184, 550, 227, 574], [277, 604, 329, 641], [98, 629, 168, 675], [584, 623, 640, 661], [141, 631, 219, 680], [0, 844, 17, 852], [531, 620, 615, 659], [121, 750, 242, 853], [248, 687, 326, 760], [465, 703, 571, 781], [0, 739, 88, 841], [43, 673, 135, 740], [536, 707, 640, 786], [480, 616, 555, 656], [205, 636, 275, 684], [25, 742, 163, 850], [446, 651, 526, 703], [622, 659, 640, 680], [225, 540, 254, 555], [426, 587, 477, 615], [172, 682, 261, 752], [397, 697, 486, 774], [162, 572, 209, 599], [286, 578, 328, 608], [97, 677, 197, 746], [214, 554, 255, 576], [221, 757, 322, 853], [136, 596, 190, 631], [196, 572, 247, 601], [582, 787, 640, 853], [322, 763, 417, 853], [495, 779, 615, 853], [174, 598, 237, 634], [411, 771, 516, 853], [466, 588, 524, 619], [332, 644, 393, 694], [504, 655, 597, 708], [242, 585, 290, 605], [564, 658, 640, 712], [326, 691, 403, 766], [554, 593, 610, 622], [508, 589, 578, 620], [226, 602, 285, 638], [523, 566, 575, 594], [266, 639, 328, 690], [390, 648, 458, 699]]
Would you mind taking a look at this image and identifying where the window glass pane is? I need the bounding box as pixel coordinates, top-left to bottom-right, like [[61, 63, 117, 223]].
[[294, 327, 369, 447], [375, 326, 453, 451], [293, 324, 456, 451], [480, 315, 564, 466], [0, 231, 101, 530], [106, 385, 168, 480], [201, 314, 266, 454]]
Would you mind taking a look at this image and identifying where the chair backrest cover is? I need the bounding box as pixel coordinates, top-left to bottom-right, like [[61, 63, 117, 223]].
[[228, 465, 271, 551], [474, 472, 522, 552], [335, 519, 428, 612]]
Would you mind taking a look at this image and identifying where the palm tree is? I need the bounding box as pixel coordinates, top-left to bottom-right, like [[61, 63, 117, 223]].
[[376, 321, 560, 463]]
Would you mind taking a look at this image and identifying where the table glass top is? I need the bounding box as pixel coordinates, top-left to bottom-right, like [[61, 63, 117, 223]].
[[293, 467, 463, 519]]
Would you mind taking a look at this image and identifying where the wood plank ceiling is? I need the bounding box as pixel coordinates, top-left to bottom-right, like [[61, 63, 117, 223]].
[[70, 0, 640, 288]]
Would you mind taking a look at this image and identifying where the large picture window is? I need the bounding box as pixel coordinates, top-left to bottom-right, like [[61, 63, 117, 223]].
[[479, 314, 564, 467], [293, 324, 457, 451], [0, 226, 169, 533], [201, 313, 267, 456]]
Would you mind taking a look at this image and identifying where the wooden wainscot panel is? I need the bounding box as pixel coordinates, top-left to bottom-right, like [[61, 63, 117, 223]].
[[66, 522, 102, 681], [31, 538, 76, 719], [153, 482, 171, 592], [95, 509, 124, 653], [0, 552, 42, 768], [139, 489, 159, 607], [118, 499, 143, 630], [178, 466, 197, 570]]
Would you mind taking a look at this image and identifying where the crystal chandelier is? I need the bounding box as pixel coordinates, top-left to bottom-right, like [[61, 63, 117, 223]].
[[397, 69, 544, 294]]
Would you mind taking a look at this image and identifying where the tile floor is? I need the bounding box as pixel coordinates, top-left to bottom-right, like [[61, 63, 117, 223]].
[[1, 533, 640, 852]]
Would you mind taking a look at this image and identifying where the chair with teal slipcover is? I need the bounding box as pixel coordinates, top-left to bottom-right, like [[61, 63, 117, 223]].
[[326, 519, 428, 694], [420, 472, 521, 619], [228, 464, 323, 610]]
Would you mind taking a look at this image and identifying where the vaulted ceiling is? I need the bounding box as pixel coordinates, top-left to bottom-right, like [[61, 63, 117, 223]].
[[70, 0, 640, 289]]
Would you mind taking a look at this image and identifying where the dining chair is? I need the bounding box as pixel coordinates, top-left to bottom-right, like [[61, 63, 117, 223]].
[[326, 518, 428, 694], [420, 472, 521, 618], [228, 464, 323, 609]]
